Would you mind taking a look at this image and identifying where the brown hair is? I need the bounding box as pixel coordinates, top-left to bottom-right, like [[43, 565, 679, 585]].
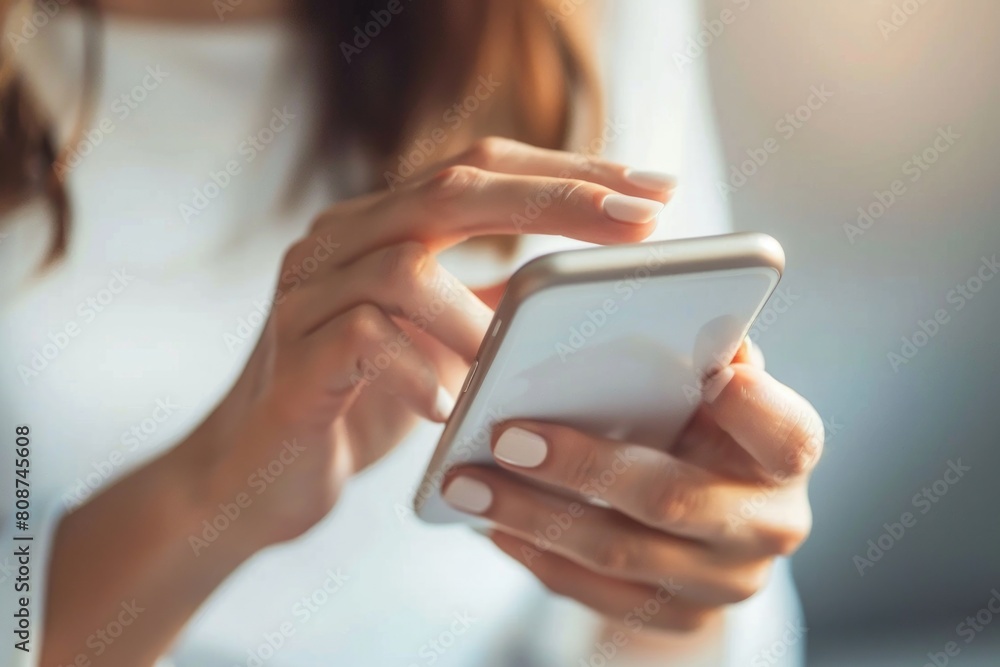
[[0, 0, 601, 264]]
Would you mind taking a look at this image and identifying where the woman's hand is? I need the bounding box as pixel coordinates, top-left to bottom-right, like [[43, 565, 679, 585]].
[[179, 137, 676, 553], [44, 140, 675, 667], [442, 339, 823, 633]]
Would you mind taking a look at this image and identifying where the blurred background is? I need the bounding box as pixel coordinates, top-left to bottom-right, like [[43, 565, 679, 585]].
[[702, 0, 1000, 664]]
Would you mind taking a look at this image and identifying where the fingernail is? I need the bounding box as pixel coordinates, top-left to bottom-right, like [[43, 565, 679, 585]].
[[443, 477, 493, 515], [702, 366, 735, 404], [625, 169, 677, 192], [602, 194, 664, 225], [494, 427, 548, 468], [433, 386, 455, 422]]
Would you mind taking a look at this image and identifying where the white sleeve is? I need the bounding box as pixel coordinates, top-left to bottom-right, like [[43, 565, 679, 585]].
[[723, 559, 806, 666], [1, 493, 66, 667], [514, 559, 803, 667]]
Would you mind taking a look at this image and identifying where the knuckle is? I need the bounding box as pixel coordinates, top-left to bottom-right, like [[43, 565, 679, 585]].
[[382, 242, 433, 286], [340, 304, 384, 349], [423, 164, 484, 205], [550, 178, 590, 207], [564, 442, 602, 496], [738, 484, 813, 557], [462, 136, 516, 168], [722, 571, 766, 604], [773, 407, 824, 476], [645, 481, 702, 528], [728, 563, 773, 603], [770, 509, 812, 556], [770, 531, 805, 557], [590, 537, 636, 576]]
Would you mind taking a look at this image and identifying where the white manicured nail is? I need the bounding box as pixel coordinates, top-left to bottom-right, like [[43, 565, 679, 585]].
[[702, 366, 735, 404], [494, 427, 548, 468], [602, 194, 664, 224], [443, 477, 493, 515], [433, 386, 455, 422], [625, 169, 677, 192]]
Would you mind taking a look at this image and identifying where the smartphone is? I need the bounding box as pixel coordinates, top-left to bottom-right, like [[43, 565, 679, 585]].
[[414, 232, 784, 524]]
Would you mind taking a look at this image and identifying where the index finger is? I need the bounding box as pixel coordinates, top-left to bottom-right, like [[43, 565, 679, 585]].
[[336, 166, 666, 263], [422, 137, 678, 199]]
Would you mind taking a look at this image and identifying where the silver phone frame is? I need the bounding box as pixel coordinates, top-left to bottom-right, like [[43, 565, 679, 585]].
[[413, 232, 785, 519]]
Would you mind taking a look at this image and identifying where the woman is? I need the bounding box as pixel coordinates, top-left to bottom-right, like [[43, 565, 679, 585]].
[[0, 0, 823, 665]]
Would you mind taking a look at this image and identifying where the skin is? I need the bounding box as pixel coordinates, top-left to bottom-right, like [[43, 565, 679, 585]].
[[39, 3, 825, 665], [43, 139, 677, 665], [444, 337, 821, 634]]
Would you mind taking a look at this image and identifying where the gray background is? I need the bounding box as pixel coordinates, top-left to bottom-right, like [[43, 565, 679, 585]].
[[703, 0, 1000, 663]]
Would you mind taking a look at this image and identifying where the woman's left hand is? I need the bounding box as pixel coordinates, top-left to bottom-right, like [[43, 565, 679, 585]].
[[442, 339, 823, 632]]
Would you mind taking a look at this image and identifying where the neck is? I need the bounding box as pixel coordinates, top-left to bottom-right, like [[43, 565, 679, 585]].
[[88, 0, 293, 23]]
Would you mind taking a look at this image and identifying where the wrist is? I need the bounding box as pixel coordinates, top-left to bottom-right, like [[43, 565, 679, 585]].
[[166, 427, 265, 564]]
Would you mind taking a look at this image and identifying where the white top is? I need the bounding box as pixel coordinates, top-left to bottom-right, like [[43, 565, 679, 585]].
[[0, 2, 802, 666]]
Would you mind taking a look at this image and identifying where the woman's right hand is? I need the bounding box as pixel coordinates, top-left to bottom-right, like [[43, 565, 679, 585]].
[[178, 137, 674, 553]]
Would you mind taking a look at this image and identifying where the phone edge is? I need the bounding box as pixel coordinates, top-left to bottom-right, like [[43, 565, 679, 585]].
[[412, 232, 784, 521]]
